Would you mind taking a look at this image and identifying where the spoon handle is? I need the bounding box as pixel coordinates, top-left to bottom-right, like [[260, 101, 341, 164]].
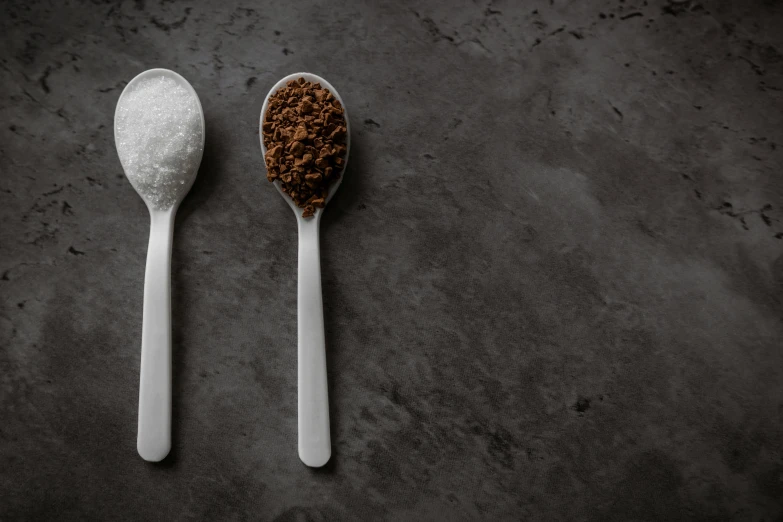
[[297, 217, 331, 467], [137, 208, 175, 462]]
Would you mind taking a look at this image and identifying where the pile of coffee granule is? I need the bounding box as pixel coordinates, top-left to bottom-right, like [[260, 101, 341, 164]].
[[262, 78, 348, 217]]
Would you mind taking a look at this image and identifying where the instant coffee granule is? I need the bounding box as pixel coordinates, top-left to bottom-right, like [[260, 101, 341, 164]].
[[262, 78, 348, 218]]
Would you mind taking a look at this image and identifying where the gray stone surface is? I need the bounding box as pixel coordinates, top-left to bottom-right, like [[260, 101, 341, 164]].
[[2, 0, 782, 519]]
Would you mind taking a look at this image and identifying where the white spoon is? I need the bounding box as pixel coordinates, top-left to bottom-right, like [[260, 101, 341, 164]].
[[114, 69, 205, 462], [259, 72, 351, 467]]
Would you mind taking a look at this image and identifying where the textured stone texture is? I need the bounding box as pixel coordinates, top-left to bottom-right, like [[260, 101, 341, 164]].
[[1, 0, 782, 520]]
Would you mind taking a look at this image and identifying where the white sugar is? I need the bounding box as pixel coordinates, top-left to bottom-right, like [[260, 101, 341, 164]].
[[115, 76, 203, 210]]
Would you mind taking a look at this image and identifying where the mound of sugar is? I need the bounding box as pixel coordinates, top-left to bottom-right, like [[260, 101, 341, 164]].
[[115, 76, 203, 210]]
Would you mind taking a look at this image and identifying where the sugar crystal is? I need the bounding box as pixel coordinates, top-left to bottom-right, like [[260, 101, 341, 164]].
[[115, 76, 203, 210]]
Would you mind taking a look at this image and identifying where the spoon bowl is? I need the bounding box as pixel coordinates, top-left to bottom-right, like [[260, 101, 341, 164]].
[[115, 68, 205, 211], [259, 72, 351, 218]]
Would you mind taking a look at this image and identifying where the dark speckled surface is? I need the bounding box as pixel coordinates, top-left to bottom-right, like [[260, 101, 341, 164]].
[[1, 0, 783, 520]]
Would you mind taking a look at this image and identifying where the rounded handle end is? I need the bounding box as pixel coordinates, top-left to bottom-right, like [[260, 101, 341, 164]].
[[299, 445, 331, 468], [138, 437, 170, 462]]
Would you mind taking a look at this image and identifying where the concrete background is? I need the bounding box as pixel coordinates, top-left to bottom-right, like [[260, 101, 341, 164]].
[[1, 0, 782, 520]]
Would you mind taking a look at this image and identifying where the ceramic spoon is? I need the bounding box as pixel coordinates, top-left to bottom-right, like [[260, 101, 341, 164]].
[[259, 72, 351, 467], [114, 69, 205, 462]]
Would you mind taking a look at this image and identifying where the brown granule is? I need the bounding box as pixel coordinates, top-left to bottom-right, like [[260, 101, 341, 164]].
[[262, 78, 348, 218]]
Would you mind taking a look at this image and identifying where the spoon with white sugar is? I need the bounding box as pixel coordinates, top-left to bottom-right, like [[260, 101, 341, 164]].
[[114, 69, 205, 462], [259, 72, 351, 467]]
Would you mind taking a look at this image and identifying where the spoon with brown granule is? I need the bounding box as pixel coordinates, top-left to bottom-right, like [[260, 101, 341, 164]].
[[259, 73, 350, 467]]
